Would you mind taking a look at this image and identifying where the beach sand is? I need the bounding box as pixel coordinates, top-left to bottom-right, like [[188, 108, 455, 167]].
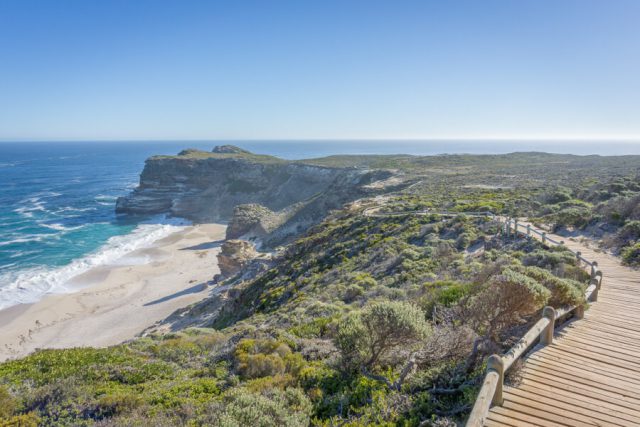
[[0, 223, 225, 362]]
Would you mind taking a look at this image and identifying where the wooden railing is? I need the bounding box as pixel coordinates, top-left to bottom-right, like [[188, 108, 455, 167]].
[[465, 217, 603, 427], [362, 207, 497, 219]]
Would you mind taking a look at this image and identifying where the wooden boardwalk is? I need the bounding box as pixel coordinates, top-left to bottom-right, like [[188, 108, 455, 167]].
[[485, 229, 640, 427]]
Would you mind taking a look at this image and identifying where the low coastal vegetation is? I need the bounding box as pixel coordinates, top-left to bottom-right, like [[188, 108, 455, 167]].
[[0, 150, 635, 426], [532, 175, 640, 265]]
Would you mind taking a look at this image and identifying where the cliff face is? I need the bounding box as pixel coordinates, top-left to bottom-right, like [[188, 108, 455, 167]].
[[116, 147, 405, 246], [117, 151, 347, 222]]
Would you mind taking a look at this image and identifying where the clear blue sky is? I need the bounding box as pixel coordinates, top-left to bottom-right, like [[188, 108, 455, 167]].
[[1, 0, 640, 141]]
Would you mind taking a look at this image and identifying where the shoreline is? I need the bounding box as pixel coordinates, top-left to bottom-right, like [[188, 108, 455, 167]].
[[0, 223, 226, 362]]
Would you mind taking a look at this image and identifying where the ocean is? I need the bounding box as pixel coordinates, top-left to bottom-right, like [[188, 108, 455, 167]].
[[1, 140, 639, 310]]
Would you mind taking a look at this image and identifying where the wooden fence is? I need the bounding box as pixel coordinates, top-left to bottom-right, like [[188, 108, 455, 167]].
[[465, 218, 602, 427]]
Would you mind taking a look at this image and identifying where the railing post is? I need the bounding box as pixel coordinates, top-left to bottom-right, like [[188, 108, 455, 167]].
[[541, 306, 555, 345], [590, 278, 599, 302], [487, 355, 504, 406], [514, 220, 519, 237], [576, 251, 582, 264], [575, 304, 585, 319], [526, 224, 531, 237], [590, 261, 598, 280], [541, 232, 547, 244], [596, 271, 603, 289]]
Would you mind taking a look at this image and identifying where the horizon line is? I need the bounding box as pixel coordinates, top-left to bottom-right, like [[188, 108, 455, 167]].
[[2, 137, 640, 143]]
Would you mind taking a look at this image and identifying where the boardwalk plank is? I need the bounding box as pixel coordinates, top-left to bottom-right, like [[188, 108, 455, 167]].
[[534, 346, 640, 376], [523, 359, 640, 395], [519, 382, 640, 422], [490, 406, 570, 427], [505, 388, 632, 426], [527, 353, 640, 387], [482, 223, 640, 426]]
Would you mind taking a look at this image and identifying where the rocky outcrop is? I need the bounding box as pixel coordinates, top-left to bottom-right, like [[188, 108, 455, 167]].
[[117, 146, 409, 246], [226, 204, 281, 240], [217, 239, 258, 278]]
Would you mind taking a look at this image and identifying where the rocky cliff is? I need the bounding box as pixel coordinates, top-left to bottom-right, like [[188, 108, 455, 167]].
[[117, 146, 407, 246]]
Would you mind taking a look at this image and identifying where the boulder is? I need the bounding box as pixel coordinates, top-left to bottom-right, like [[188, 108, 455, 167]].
[[217, 239, 258, 278]]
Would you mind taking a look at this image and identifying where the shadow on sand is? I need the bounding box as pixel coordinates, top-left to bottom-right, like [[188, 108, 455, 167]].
[[180, 240, 224, 251], [143, 282, 208, 306]]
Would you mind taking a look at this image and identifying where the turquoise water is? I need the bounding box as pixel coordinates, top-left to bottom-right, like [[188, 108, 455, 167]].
[[0, 142, 209, 309], [0, 140, 639, 309]]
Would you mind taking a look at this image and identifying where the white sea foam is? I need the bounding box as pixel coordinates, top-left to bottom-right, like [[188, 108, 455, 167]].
[[13, 193, 61, 219], [0, 216, 190, 311], [0, 234, 52, 247], [39, 223, 86, 232], [95, 194, 117, 201], [8, 251, 38, 259], [56, 206, 96, 213], [95, 194, 118, 206], [14, 199, 46, 218]]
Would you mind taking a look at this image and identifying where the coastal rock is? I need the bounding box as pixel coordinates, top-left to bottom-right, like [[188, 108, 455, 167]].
[[217, 239, 258, 278], [226, 204, 282, 240]]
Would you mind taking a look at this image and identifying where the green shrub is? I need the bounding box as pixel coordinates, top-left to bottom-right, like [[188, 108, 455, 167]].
[[152, 337, 204, 363], [234, 339, 304, 379], [500, 269, 551, 306], [288, 317, 335, 339], [93, 392, 144, 419], [515, 265, 585, 306], [466, 268, 550, 338], [0, 413, 40, 427], [352, 272, 378, 288], [0, 385, 16, 418], [21, 377, 89, 423], [618, 220, 640, 243], [336, 301, 430, 369], [622, 243, 640, 266], [151, 377, 221, 408], [203, 387, 313, 427], [546, 189, 572, 204], [456, 232, 476, 249], [107, 362, 173, 385], [554, 207, 592, 228], [0, 346, 173, 386], [419, 281, 470, 316], [522, 249, 575, 269], [433, 281, 470, 306], [342, 284, 364, 302]]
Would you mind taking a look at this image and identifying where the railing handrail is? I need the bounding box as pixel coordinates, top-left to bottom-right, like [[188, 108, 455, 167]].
[[465, 217, 602, 427], [362, 207, 496, 218], [503, 217, 593, 260]]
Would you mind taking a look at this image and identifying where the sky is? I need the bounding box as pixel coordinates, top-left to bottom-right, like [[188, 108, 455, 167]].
[[1, 0, 640, 141]]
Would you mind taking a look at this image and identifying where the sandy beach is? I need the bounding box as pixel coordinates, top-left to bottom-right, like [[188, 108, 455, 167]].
[[0, 223, 225, 361]]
